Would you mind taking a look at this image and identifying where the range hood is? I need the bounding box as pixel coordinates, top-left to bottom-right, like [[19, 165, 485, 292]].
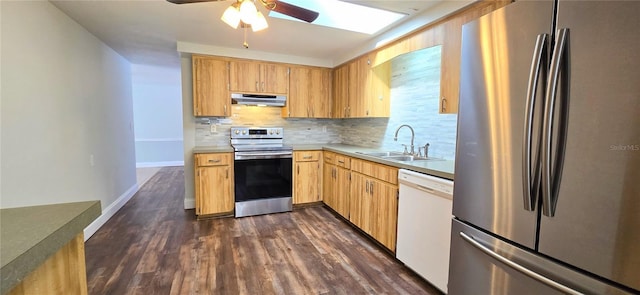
[[231, 93, 286, 107]]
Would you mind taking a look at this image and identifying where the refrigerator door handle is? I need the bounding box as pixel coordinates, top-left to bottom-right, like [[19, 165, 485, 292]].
[[542, 28, 570, 217], [460, 232, 583, 295], [523, 33, 548, 211]]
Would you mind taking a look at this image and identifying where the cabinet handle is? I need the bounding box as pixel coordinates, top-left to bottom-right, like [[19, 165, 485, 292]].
[[365, 180, 369, 193], [208, 159, 221, 163], [224, 104, 227, 116], [303, 155, 312, 159], [347, 106, 351, 117], [370, 181, 374, 195], [261, 81, 265, 92], [441, 97, 447, 112], [297, 165, 300, 175], [333, 168, 336, 178], [307, 107, 310, 117], [256, 81, 259, 91], [344, 107, 348, 117], [226, 168, 229, 179], [337, 160, 344, 164]]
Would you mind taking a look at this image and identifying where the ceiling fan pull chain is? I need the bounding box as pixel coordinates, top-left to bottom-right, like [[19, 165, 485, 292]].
[[243, 26, 249, 49]]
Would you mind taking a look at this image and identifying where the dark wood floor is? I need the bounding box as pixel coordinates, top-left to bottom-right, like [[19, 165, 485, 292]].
[[85, 166, 442, 295]]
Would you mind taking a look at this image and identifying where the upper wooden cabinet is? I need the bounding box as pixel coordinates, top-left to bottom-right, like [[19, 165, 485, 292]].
[[438, 1, 510, 113], [284, 66, 332, 118], [192, 55, 230, 117], [337, 54, 391, 118], [332, 65, 349, 118], [229, 60, 289, 95]]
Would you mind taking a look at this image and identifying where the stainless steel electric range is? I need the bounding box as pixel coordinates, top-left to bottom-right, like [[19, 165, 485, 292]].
[[230, 127, 293, 218]]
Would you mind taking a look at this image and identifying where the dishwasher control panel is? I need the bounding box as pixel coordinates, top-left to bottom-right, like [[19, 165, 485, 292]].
[[398, 169, 454, 196]]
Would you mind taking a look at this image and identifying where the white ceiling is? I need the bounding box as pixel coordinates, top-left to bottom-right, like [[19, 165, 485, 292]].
[[50, 0, 453, 69]]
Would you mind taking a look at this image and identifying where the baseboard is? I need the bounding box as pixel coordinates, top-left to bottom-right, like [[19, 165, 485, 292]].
[[83, 184, 139, 241], [184, 198, 195, 210], [136, 161, 184, 168]]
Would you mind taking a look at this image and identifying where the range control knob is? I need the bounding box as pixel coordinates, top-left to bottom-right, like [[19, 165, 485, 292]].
[[234, 130, 240, 135], [242, 130, 247, 135], [276, 130, 280, 135], [269, 130, 274, 135]]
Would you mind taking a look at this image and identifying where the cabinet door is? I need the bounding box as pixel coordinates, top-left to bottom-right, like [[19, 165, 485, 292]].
[[322, 163, 336, 210], [192, 56, 230, 117], [349, 173, 372, 235], [371, 180, 398, 251], [440, 19, 461, 114], [347, 59, 367, 117], [261, 63, 289, 94], [287, 67, 311, 117], [310, 68, 332, 118], [332, 65, 349, 118], [229, 61, 261, 93], [366, 60, 391, 117], [294, 161, 320, 204], [196, 165, 233, 215], [335, 167, 351, 219]]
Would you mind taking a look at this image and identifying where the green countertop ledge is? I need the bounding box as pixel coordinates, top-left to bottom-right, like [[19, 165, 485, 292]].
[[0, 201, 101, 295]]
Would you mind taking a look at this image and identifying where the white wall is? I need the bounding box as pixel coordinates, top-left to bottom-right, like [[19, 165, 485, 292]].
[[0, 1, 137, 230], [132, 64, 184, 167], [181, 56, 196, 209]]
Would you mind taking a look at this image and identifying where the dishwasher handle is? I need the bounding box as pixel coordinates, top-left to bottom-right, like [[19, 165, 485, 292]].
[[416, 184, 435, 193]]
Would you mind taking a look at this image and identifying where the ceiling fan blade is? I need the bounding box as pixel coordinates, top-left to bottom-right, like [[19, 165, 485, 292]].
[[267, 1, 319, 23], [166, 0, 224, 4]]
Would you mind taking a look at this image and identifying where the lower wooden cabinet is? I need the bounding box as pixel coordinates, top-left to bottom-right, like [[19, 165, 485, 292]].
[[370, 179, 398, 251], [323, 152, 351, 219], [350, 172, 373, 234], [293, 151, 322, 204], [323, 161, 336, 208], [194, 153, 234, 216], [349, 159, 399, 252]]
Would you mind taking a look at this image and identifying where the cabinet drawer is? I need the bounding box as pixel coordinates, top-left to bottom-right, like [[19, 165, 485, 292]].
[[195, 153, 232, 167], [323, 151, 336, 164], [294, 151, 321, 162], [351, 158, 397, 184], [335, 154, 351, 169]]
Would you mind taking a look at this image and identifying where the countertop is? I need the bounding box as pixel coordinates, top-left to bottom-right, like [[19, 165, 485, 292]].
[[0, 201, 101, 294], [192, 146, 234, 153], [314, 144, 454, 180], [192, 144, 454, 180]]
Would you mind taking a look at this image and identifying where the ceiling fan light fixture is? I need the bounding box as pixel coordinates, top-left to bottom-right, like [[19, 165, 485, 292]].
[[239, 0, 258, 25], [251, 11, 268, 32], [221, 3, 241, 29]]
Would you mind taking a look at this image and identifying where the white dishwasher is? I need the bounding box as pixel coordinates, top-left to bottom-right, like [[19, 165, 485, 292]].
[[397, 169, 453, 293]]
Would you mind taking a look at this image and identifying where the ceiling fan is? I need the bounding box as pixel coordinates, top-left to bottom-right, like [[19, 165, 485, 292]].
[[166, 0, 320, 24]]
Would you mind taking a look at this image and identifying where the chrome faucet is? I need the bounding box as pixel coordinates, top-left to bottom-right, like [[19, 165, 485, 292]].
[[394, 124, 415, 155]]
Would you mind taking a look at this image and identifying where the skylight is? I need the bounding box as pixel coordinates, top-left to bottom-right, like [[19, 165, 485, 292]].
[[269, 0, 407, 35]]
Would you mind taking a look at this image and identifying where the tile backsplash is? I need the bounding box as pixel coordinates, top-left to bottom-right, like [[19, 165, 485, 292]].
[[340, 46, 458, 160], [194, 45, 458, 160], [195, 105, 342, 146]]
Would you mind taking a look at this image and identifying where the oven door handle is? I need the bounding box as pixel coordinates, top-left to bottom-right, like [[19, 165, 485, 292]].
[[235, 152, 293, 160]]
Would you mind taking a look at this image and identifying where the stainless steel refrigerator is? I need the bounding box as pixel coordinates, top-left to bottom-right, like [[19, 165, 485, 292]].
[[449, 0, 640, 294]]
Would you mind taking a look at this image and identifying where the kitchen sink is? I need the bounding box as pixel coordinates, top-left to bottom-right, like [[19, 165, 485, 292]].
[[357, 151, 444, 162], [382, 155, 419, 161], [358, 151, 406, 157]]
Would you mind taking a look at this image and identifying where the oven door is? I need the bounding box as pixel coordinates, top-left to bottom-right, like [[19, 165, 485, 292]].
[[234, 151, 292, 203]]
